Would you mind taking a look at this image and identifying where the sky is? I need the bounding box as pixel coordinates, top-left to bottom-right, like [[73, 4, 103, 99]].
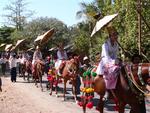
[[0, 0, 93, 27]]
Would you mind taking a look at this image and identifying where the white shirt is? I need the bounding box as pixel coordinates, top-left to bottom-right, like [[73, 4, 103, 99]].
[[101, 38, 118, 63], [9, 57, 17, 69], [0, 58, 6, 64], [33, 50, 42, 61], [96, 38, 119, 75], [57, 50, 68, 60]]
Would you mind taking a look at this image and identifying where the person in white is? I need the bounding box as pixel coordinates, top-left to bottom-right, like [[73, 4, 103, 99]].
[[96, 26, 120, 101], [32, 46, 43, 64], [96, 26, 119, 77], [9, 54, 18, 82], [32, 46, 43, 73], [55, 43, 68, 75], [0, 55, 7, 76]]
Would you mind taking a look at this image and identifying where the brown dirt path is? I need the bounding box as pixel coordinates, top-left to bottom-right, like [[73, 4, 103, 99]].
[[0, 77, 99, 113]]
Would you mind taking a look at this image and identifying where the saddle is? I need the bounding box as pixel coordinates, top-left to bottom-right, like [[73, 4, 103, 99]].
[[59, 61, 66, 74]]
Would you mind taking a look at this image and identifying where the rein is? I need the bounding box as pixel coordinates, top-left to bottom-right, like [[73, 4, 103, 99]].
[[125, 64, 150, 96]]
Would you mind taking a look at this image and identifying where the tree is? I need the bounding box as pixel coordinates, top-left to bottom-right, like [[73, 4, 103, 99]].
[[9, 17, 71, 53], [76, 0, 150, 61], [3, 0, 34, 30], [0, 26, 15, 43]]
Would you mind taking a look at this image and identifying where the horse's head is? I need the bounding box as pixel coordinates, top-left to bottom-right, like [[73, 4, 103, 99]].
[[131, 63, 150, 86], [63, 56, 80, 78]]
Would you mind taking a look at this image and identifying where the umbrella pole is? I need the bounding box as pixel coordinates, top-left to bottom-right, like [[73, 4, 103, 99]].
[[117, 41, 132, 58]]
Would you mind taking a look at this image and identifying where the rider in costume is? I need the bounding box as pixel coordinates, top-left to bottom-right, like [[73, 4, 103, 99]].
[[32, 46, 43, 74], [55, 43, 68, 75]]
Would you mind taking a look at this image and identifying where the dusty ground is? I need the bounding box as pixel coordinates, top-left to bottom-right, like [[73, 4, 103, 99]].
[[0, 76, 99, 113], [0, 75, 150, 113]]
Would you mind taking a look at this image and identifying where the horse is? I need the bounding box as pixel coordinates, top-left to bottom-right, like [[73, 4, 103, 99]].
[[0, 77, 2, 92], [20, 62, 26, 80], [61, 56, 80, 103], [92, 62, 150, 113], [25, 60, 32, 82], [32, 60, 45, 91]]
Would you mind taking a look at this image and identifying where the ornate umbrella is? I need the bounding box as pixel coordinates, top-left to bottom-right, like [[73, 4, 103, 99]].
[[48, 47, 57, 52], [0, 43, 6, 48], [14, 39, 26, 50], [27, 47, 34, 52], [91, 13, 118, 37], [5, 44, 13, 51], [34, 28, 54, 45], [10, 46, 16, 51]]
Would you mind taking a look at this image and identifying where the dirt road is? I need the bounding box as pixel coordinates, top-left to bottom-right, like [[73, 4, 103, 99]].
[[0, 76, 100, 113], [0, 76, 150, 113]]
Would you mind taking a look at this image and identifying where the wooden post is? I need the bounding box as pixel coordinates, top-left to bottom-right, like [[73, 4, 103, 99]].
[[138, 0, 142, 55]]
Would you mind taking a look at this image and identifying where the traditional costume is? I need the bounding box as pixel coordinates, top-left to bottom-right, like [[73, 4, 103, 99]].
[[96, 26, 120, 89]]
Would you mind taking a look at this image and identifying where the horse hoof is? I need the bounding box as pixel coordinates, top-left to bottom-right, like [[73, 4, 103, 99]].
[[62, 98, 65, 101], [49, 93, 52, 95], [56, 94, 58, 97], [75, 100, 78, 104], [96, 107, 100, 111]]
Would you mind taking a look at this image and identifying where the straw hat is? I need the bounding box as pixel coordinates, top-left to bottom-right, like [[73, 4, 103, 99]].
[[36, 46, 40, 50]]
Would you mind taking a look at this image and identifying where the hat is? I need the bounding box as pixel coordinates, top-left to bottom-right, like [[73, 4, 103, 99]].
[[36, 46, 40, 49], [107, 26, 117, 35], [83, 56, 88, 61]]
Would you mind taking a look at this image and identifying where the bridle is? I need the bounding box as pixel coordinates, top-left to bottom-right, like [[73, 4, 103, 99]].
[[125, 63, 150, 96]]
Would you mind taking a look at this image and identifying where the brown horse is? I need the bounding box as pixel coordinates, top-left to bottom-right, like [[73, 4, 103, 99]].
[[25, 60, 32, 82], [61, 56, 80, 102], [93, 63, 150, 113], [0, 77, 2, 92], [20, 62, 26, 80], [33, 60, 45, 91]]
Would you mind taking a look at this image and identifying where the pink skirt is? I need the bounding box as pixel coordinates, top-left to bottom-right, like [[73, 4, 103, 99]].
[[103, 64, 120, 89]]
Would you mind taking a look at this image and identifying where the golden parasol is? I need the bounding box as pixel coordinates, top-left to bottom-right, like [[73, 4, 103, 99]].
[[27, 47, 34, 52], [91, 13, 118, 37], [14, 39, 26, 49], [48, 47, 57, 52], [5, 44, 13, 51], [34, 28, 54, 45], [0, 43, 6, 48], [10, 46, 16, 51]]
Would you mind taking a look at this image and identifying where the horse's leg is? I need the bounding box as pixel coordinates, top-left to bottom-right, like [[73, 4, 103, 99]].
[[118, 102, 126, 113], [72, 80, 78, 103], [40, 75, 43, 91], [130, 102, 146, 113], [96, 95, 105, 113], [63, 79, 67, 101], [55, 76, 58, 97], [49, 80, 53, 95], [22, 69, 25, 80], [27, 71, 30, 82]]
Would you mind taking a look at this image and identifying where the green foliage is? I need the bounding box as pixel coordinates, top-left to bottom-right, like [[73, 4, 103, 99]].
[[77, 0, 150, 61], [0, 26, 15, 43], [74, 31, 90, 55]]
